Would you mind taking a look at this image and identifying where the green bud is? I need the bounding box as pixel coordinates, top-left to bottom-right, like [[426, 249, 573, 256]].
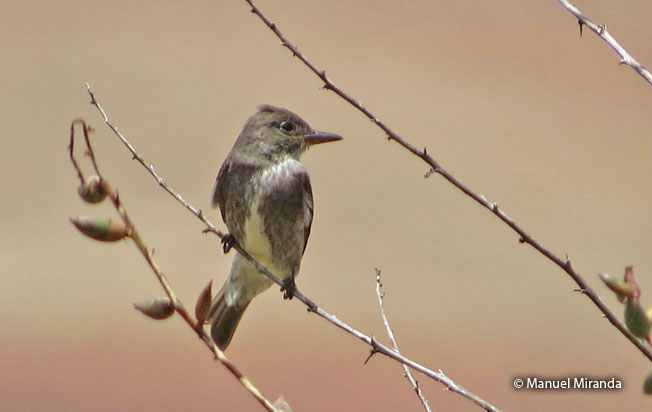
[[599, 273, 635, 302], [625, 298, 650, 338], [273, 396, 293, 412], [643, 370, 652, 395], [70, 216, 127, 242]]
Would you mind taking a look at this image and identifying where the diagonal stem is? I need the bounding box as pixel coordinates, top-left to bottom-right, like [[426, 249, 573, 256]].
[[68, 120, 279, 412], [555, 0, 652, 87], [85, 82, 502, 412], [242, 0, 652, 364]]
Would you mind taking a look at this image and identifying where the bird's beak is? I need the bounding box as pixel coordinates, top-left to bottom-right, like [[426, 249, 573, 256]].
[[303, 130, 343, 145]]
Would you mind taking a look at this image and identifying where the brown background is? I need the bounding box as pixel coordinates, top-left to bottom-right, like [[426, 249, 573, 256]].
[[2, 0, 652, 410]]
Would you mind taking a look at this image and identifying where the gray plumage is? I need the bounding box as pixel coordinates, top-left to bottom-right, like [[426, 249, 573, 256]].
[[209, 105, 341, 350]]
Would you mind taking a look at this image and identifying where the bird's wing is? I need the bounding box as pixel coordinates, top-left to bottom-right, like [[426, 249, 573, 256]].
[[211, 158, 230, 223], [302, 172, 314, 256]]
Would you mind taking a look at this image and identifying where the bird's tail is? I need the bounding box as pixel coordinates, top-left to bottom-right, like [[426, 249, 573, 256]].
[[209, 284, 250, 350]]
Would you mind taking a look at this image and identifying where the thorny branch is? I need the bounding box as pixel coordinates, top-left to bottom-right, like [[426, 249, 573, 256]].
[[69, 119, 280, 412], [85, 83, 501, 411], [555, 0, 652, 87], [375, 269, 431, 412], [242, 0, 652, 364]]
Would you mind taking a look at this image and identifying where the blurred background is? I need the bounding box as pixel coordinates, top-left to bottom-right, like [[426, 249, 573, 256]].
[[2, 0, 652, 410]]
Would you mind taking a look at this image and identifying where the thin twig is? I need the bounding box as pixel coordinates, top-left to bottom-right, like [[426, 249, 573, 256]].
[[555, 0, 652, 87], [84, 83, 223, 236], [69, 120, 279, 412], [242, 0, 652, 364], [375, 269, 432, 412], [85, 85, 501, 412]]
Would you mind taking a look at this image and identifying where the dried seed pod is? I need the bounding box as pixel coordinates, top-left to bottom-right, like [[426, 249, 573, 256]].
[[70, 216, 127, 242], [133, 297, 174, 320], [195, 280, 213, 324], [77, 175, 107, 204]]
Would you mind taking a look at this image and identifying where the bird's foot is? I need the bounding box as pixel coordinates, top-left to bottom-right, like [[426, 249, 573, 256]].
[[221, 233, 236, 254], [281, 277, 296, 300]]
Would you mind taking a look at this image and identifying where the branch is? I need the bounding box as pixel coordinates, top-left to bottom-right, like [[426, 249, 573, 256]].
[[555, 0, 652, 87], [375, 269, 431, 412], [68, 119, 279, 412], [85, 85, 502, 412], [84, 83, 224, 237], [242, 0, 652, 364]]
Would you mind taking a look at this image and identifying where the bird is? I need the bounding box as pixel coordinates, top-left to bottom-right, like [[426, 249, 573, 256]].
[[208, 104, 342, 350]]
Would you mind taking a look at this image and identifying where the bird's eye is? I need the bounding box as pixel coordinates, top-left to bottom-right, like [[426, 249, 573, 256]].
[[279, 121, 295, 133]]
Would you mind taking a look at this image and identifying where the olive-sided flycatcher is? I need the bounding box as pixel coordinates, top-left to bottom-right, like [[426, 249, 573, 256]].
[[208, 105, 342, 350]]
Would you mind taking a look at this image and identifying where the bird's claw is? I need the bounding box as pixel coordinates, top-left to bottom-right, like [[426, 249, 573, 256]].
[[281, 277, 296, 300], [221, 234, 236, 254]]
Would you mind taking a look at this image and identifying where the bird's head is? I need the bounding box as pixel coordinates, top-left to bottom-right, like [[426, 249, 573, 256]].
[[234, 104, 342, 162]]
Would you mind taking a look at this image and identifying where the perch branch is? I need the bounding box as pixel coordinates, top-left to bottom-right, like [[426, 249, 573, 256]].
[[555, 0, 652, 87], [242, 0, 652, 364], [84, 84, 502, 412]]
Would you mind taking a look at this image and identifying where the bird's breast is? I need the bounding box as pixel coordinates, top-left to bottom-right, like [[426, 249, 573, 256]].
[[236, 158, 308, 278], [259, 158, 305, 188], [241, 198, 272, 262]]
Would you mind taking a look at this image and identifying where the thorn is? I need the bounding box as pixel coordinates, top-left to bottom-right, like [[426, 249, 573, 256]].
[[386, 135, 392, 141], [618, 59, 627, 65], [578, 20, 583, 37], [491, 203, 499, 212], [424, 169, 435, 178], [320, 70, 327, 79], [518, 236, 526, 244], [423, 147, 428, 156], [574, 288, 587, 294], [305, 303, 318, 314], [364, 347, 377, 365]]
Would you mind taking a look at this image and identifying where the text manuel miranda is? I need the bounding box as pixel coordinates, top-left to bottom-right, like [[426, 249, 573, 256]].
[[518, 377, 622, 390]]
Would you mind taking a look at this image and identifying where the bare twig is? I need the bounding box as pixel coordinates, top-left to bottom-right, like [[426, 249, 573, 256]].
[[85, 85, 501, 412], [375, 269, 431, 412], [555, 0, 652, 87], [242, 0, 652, 364], [84, 83, 223, 236], [69, 120, 279, 412]]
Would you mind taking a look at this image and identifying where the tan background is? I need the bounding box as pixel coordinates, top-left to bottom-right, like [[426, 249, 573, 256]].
[[2, 0, 652, 410]]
